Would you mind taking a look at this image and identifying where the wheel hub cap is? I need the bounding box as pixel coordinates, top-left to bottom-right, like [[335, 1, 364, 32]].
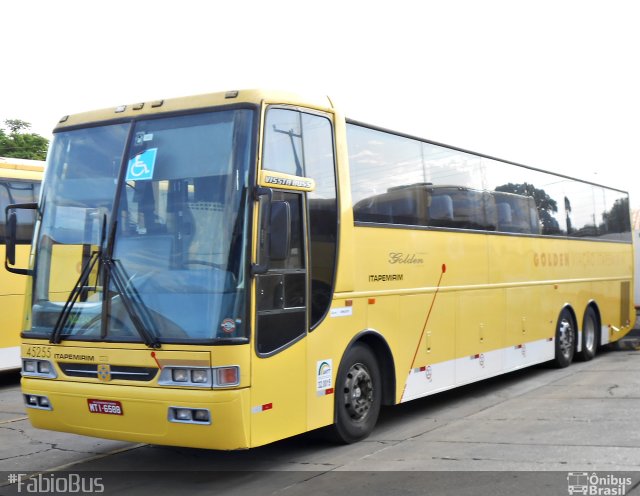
[[343, 363, 373, 421], [559, 318, 574, 358]]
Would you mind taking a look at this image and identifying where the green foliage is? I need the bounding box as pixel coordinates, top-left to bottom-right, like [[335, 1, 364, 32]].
[[601, 197, 631, 234], [494, 182, 562, 234], [0, 119, 49, 160]]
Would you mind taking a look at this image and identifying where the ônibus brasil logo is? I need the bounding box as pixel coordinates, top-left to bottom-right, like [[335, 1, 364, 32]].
[[567, 472, 632, 495]]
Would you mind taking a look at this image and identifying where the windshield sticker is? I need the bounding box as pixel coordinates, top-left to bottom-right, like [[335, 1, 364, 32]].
[[134, 133, 154, 145], [220, 318, 236, 334], [316, 359, 333, 390], [126, 148, 157, 181]]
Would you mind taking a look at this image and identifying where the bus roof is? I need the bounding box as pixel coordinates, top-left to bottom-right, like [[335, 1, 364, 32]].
[[52, 88, 626, 196], [54, 89, 336, 131], [0, 156, 45, 173]]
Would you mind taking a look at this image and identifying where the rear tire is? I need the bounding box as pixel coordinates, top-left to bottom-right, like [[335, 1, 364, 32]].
[[330, 343, 381, 444], [576, 306, 598, 361], [551, 308, 576, 368]]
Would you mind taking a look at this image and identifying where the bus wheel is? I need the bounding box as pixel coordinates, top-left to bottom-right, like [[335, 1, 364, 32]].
[[576, 306, 598, 361], [552, 308, 576, 368], [331, 343, 381, 444]]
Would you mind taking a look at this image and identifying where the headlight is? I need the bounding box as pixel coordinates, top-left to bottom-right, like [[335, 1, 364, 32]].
[[192, 409, 210, 422], [22, 359, 57, 379], [191, 369, 209, 383], [37, 361, 52, 374], [175, 408, 193, 421], [159, 366, 238, 388], [171, 369, 189, 382], [23, 394, 53, 410], [168, 406, 211, 425], [23, 360, 37, 373]]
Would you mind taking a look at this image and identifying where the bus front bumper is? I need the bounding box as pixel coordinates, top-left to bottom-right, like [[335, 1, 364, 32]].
[[21, 378, 251, 450]]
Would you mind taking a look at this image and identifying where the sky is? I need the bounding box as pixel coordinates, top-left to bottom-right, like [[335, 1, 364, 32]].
[[3, 0, 639, 210]]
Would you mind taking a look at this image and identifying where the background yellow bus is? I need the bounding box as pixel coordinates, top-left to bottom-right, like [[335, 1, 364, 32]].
[[633, 209, 640, 313], [0, 157, 43, 371], [13, 90, 633, 448]]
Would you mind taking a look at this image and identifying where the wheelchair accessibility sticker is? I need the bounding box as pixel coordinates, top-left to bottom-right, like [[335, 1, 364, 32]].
[[126, 148, 157, 181]]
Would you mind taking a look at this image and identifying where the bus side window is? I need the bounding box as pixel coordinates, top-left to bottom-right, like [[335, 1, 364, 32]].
[[495, 194, 538, 234], [529, 206, 541, 234], [451, 193, 475, 229], [429, 195, 454, 226], [496, 202, 512, 227], [389, 193, 418, 225], [263, 108, 338, 329], [372, 199, 394, 224]]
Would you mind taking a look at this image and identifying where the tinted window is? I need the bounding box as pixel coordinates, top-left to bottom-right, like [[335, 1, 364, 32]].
[[263, 110, 304, 176], [484, 160, 566, 236], [256, 191, 306, 355], [348, 125, 490, 231], [563, 181, 599, 237], [492, 191, 540, 234], [348, 123, 630, 241], [0, 180, 40, 243], [598, 190, 631, 241], [263, 108, 338, 328]]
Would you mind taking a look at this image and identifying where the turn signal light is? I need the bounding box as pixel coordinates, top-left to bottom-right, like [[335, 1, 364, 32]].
[[216, 367, 239, 387]]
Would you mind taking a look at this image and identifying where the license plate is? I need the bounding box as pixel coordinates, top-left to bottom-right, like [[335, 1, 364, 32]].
[[87, 399, 123, 415]]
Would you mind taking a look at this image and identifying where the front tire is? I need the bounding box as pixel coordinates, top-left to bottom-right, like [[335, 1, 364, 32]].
[[551, 308, 576, 368], [331, 343, 381, 444]]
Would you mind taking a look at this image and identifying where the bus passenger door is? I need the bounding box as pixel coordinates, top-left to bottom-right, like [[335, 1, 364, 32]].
[[250, 190, 308, 447]]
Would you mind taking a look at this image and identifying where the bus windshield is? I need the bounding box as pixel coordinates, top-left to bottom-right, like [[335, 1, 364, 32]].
[[29, 109, 254, 344]]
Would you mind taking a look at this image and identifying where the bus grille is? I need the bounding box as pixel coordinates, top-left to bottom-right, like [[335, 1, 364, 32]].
[[58, 362, 158, 382]]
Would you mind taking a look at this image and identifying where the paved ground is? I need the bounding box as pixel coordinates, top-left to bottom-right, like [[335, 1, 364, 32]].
[[1, 333, 639, 495]]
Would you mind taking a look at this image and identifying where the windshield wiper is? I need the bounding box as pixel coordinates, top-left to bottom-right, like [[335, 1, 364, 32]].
[[50, 213, 108, 344], [103, 256, 160, 349], [49, 216, 161, 349], [101, 218, 160, 349], [49, 250, 100, 344]]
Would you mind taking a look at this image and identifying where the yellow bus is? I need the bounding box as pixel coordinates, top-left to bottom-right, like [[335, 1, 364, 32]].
[[11, 90, 633, 449], [0, 157, 43, 371]]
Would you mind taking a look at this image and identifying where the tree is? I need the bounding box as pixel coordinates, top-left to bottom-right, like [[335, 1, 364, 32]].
[[0, 119, 49, 160], [600, 197, 630, 235], [495, 182, 563, 234]]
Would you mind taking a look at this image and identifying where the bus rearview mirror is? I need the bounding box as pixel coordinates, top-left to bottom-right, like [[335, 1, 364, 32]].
[[6, 211, 17, 266], [251, 190, 292, 276], [4, 202, 38, 276], [269, 201, 291, 261], [251, 187, 273, 276]]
